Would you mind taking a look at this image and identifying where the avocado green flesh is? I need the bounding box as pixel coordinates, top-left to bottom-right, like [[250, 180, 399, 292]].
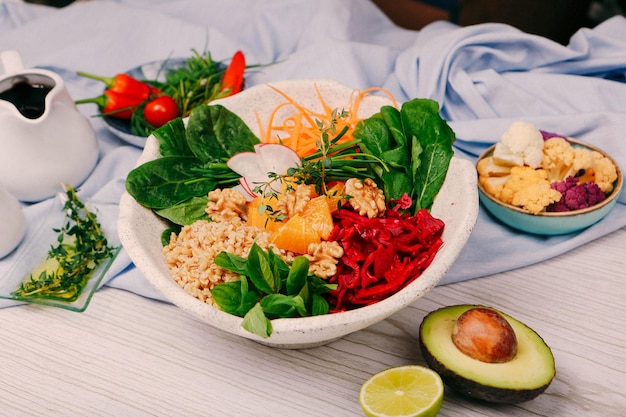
[[419, 304, 555, 404]]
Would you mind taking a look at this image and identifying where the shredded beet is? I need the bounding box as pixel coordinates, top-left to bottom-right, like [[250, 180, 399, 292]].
[[327, 200, 445, 312]]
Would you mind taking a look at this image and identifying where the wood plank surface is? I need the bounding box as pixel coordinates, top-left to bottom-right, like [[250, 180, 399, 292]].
[[0, 227, 624, 416]]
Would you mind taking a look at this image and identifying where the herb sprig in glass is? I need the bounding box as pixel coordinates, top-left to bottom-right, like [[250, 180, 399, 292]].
[[13, 186, 119, 302]]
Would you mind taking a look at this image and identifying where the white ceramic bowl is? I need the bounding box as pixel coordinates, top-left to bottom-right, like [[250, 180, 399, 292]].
[[477, 139, 623, 235], [118, 79, 478, 348]]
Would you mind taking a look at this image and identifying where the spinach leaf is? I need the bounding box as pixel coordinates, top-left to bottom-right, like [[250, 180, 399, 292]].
[[161, 226, 181, 246], [401, 99, 455, 210], [380, 105, 407, 149], [126, 156, 218, 209], [126, 104, 262, 226], [353, 98, 455, 212], [155, 196, 209, 226], [186, 105, 260, 163], [152, 117, 193, 157]]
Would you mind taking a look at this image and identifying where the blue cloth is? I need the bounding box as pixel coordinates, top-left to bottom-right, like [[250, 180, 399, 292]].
[[0, 0, 624, 304]]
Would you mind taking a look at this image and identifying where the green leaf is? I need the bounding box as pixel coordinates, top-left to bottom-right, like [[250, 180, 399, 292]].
[[380, 105, 406, 148], [267, 247, 287, 293], [214, 251, 248, 275], [401, 99, 455, 211], [311, 293, 330, 316], [155, 196, 209, 225], [210, 280, 243, 314], [245, 243, 276, 294], [125, 156, 216, 209], [286, 256, 309, 296], [260, 293, 306, 318], [354, 116, 392, 156], [160, 226, 181, 247], [185, 105, 260, 163], [210, 278, 258, 316], [153, 117, 193, 157], [242, 302, 273, 338]]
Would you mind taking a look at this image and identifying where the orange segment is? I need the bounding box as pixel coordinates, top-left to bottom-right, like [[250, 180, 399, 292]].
[[246, 196, 284, 232], [269, 214, 321, 254], [324, 182, 346, 213], [301, 196, 334, 240]]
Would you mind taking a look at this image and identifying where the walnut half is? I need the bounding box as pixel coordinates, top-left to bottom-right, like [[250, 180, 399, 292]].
[[305, 241, 344, 279], [345, 178, 386, 218], [206, 188, 246, 223]]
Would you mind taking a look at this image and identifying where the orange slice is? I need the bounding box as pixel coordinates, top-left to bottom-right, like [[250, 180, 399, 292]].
[[269, 213, 321, 254], [301, 195, 334, 240], [246, 196, 284, 232]]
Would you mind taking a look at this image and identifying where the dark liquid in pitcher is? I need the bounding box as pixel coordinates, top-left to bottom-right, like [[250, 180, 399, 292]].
[[0, 82, 53, 119]]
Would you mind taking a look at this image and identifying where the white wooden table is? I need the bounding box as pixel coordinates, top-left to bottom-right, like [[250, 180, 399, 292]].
[[0, 226, 623, 416]]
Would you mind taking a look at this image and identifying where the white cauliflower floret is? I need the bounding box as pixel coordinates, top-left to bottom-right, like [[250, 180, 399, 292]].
[[477, 156, 512, 200], [590, 150, 618, 193], [493, 121, 544, 168], [542, 137, 575, 182], [567, 147, 595, 182]]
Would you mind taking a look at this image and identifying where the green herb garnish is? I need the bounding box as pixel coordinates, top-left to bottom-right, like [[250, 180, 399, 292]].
[[13, 186, 118, 302]]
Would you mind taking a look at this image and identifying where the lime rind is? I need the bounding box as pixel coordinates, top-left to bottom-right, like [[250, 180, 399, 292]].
[[359, 365, 444, 417]]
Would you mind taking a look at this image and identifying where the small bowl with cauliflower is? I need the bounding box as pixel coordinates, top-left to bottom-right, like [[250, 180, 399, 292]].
[[476, 121, 623, 235]]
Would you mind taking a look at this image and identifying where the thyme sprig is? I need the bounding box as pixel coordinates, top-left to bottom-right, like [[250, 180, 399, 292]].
[[13, 185, 118, 302], [252, 108, 389, 222]]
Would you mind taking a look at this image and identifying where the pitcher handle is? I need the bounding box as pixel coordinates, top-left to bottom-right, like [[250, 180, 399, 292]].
[[0, 50, 25, 75]]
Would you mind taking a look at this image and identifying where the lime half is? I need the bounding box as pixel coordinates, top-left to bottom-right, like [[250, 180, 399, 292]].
[[359, 365, 444, 417]]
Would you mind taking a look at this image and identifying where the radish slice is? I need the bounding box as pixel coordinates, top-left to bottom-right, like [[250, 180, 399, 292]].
[[235, 179, 258, 201], [228, 143, 302, 199], [226, 151, 266, 179], [254, 143, 301, 174]]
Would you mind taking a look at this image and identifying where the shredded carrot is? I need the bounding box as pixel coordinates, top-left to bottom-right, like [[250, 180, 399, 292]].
[[257, 84, 397, 158]]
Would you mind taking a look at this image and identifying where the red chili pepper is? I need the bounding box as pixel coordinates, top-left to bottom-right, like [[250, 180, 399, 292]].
[[76, 71, 152, 100], [220, 50, 246, 97], [74, 89, 144, 119]]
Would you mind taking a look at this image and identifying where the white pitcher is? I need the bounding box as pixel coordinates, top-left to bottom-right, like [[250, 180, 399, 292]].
[[0, 50, 98, 202]]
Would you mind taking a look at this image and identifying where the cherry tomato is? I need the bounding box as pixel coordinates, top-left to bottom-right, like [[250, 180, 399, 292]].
[[143, 95, 179, 127]]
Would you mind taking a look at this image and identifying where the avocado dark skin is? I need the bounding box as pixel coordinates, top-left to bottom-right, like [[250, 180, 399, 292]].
[[419, 304, 555, 404], [420, 340, 550, 404]]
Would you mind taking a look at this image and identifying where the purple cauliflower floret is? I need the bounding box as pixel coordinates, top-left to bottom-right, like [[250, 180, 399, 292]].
[[540, 130, 567, 141], [548, 176, 606, 212]]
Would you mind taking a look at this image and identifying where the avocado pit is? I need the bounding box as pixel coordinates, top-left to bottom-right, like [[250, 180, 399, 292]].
[[451, 307, 518, 363]]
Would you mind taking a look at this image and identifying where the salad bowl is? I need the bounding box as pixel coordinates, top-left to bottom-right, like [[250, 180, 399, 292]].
[[118, 79, 479, 348], [476, 140, 623, 235]]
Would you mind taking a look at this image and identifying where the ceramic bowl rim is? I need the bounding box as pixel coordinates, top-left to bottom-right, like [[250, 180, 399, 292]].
[[118, 78, 479, 347], [476, 138, 623, 218]]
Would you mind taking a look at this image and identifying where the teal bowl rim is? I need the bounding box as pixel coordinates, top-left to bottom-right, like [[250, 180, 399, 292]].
[[476, 138, 623, 232]]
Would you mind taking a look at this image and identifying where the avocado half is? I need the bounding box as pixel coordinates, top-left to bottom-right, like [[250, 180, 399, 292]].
[[419, 304, 555, 404]]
